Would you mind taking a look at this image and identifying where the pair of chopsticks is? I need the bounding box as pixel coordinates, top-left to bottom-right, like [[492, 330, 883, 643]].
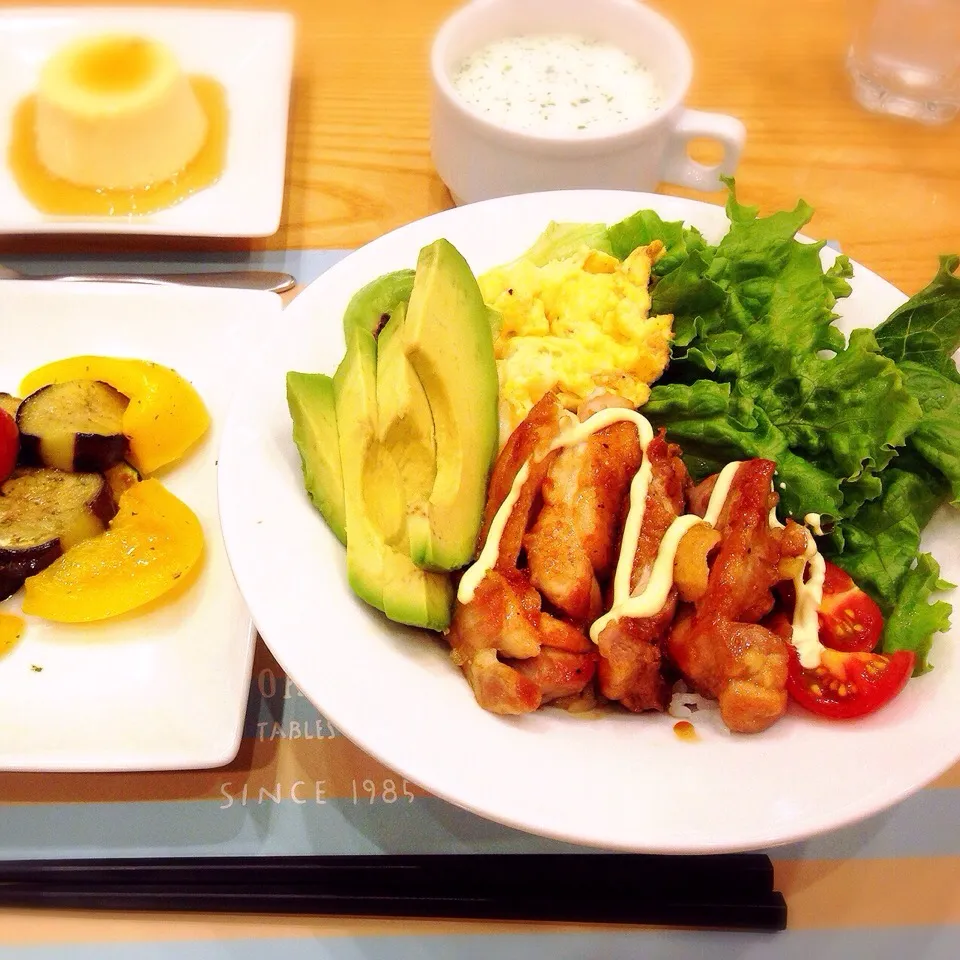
[[0, 853, 786, 931]]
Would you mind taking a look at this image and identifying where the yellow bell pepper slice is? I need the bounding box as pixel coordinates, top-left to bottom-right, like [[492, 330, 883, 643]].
[[20, 356, 209, 475], [0, 613, 24, 657], [22, 479, 204, 623]]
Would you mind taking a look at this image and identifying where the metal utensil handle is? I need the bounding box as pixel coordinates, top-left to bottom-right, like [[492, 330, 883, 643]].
[[43, 270, 296, 294]]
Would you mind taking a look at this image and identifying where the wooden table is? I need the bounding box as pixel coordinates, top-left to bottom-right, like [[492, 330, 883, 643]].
[[3, 2, 960, 958], [3, 0, 958, 294]]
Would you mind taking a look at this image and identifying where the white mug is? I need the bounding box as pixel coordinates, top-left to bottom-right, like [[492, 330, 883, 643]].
[[430, 0, 746, 205]]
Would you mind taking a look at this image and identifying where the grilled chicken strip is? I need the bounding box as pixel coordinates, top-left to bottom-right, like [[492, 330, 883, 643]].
[[524, 397, 643, 624], [478, 392, 565, 564], [666, 459, 808, 733], [448, 392, 597, 715], [595, 432, 691, 712], [448, 570, 544, 714]]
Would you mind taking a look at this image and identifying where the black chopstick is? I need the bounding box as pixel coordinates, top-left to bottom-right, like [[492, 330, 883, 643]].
[[0, 853, 777, 895], [0, 882, 787, 930], [0, 854, 787, 931]]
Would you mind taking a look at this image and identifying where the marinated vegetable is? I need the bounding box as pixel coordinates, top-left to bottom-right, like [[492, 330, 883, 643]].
[[20, 356, 209, 475], [17, 378, 129, 473], [21, 478, 203, 623], [0, 467, 115, 600], [0, 393, 19, 420]]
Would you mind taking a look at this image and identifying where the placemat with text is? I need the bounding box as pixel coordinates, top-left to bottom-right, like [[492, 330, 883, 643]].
[[1, 250, 958, 958]]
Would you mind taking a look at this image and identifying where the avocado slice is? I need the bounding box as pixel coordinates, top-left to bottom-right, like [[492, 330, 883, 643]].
[[400, 239, 499, 571], [286, 371, 347, 545], [342, 269, 415, 339], [333, 325, 453, 630], [377, 302, 437, 514]]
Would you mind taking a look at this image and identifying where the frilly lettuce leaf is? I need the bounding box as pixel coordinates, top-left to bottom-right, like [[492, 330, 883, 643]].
[[607, 209, 711, 275], [650, 182, 854, 399], [897, 360, 960, 504], [756, 327, 922, 482], [828, 461, 953, 676], [702, 183, 851, 388], [648, 183, 916, 517], [644, 380, 844, 519], [516, 210, 710, 277], [838, 470, 884, 521], [827, 466, 947, 609], [874, 258, 960, 507], [874, 255, 960, 382], [881, 553, 954, 674], [649, 250, 725, 350], [518, 222, 614, 266]]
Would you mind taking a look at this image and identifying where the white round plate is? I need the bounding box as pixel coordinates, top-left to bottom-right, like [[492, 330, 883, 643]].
[[218, 190, 960, 853]]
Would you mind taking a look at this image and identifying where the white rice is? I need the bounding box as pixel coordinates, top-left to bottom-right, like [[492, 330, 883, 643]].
[[667, 679, 718, 719]]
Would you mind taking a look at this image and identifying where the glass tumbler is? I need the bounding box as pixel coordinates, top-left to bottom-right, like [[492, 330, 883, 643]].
[[846, 0, 960, 123]]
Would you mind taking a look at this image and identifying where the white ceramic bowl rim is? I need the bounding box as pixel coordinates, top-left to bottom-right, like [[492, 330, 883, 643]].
[[217, 190, 960, 853], [430, 0, 694, 150]]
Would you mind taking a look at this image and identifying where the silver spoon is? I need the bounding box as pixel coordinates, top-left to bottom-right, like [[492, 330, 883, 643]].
[[0, 264, 296, 293]]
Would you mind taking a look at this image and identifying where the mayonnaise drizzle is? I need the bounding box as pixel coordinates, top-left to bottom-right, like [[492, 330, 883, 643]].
[[703, 461, 743, 527], [458, 461, 530, 603], [589, 460, 743, 642], [804, 512, 825, 536], [590, 515, 702, 641], [769, 505, 783, 530], [547, 407, 654, 455], [457, 407, 654, 604], [611, 457, 653, 602], [791, 534, 827, 669], [457, 408, 830, 669], [769, 488, 826, 667]]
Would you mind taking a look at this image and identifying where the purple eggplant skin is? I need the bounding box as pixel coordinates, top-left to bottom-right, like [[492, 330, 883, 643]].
[[0, 539, 62, 601], [1, 572, 22, 602], [15, 380, 129, 474], [0, 572, 22, 603], [17, 432, 128, 474]]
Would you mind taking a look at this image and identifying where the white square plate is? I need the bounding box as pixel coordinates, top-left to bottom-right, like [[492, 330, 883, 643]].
[[0, 279, 281, 771], [0, 7, 294, 236]]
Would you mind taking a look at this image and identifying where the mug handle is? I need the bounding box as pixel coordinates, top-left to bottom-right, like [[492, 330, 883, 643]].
[[660, 109, 746, 191]]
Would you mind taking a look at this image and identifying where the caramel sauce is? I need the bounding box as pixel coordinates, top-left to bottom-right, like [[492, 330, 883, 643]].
[[0, 613, 24, 659], [70, 36, 159, 95], [673, 719, 698, 742], [8, 75, 227, 217]]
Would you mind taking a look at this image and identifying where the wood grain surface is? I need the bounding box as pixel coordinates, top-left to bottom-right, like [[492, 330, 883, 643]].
[[2, 0, 958, 294]]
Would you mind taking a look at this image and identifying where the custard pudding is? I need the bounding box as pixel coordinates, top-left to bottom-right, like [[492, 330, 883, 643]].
[[34, 34, 208, 191]]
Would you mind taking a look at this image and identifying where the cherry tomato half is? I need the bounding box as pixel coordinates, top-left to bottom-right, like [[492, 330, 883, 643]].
[[787, 646, 914, 720], [0, 408, 18, 484], [818, 561, 884, 653]]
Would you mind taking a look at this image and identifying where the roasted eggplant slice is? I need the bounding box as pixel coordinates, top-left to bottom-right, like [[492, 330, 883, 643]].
[[0, 393, 20, 420], [1, 572, 26, 603], [17, 380, 129, 473], [104, 461, 141, 502], [0, 538, 61, 601], [0, 467, 117, 597]]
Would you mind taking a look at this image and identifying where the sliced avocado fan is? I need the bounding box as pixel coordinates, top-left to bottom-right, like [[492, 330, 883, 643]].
[[400, 239, 499, 572]]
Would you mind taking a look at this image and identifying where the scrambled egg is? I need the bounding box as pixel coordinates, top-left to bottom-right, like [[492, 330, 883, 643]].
[[478, 245, 673, 441]]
